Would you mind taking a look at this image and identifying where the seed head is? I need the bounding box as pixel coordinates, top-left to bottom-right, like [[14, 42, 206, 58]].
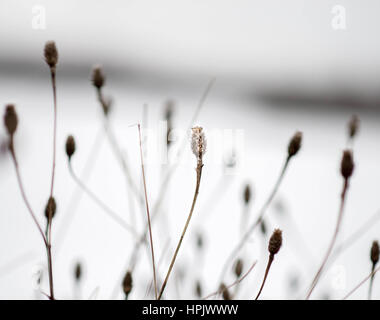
[[92, 65, 105, 89], [66, 135, 76, 160], [348, 115, 359, 139], [74, 262, 82, 282], [260, 219, 267, 236], [44, 196, 56, 220], [164, 100, 174, 121], [234, 259, 243, 278], [219, 283, 231, 300], [122, 270, 133, 298], [288, 131, 303, 157], [371, 240, 379, 266], [268, 229, 283, 256], [195, 280, 202, 298], [341, 149, 354, 179], [243, 184, 251, 205], [4, 104, 18, 136], [44, 41, 58, 68], [191, 126, 206, 161]]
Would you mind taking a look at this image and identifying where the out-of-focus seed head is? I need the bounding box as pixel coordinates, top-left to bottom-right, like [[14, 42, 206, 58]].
[[234, 258, 243, 278], [92, 65, 105, 89], [65, 135, 76, 160], [371, 240, 379, 266], [243, 184, 251, 205], [196, 232, 204, 250], [191, 126, 206, 161], [219, 283, 231, 300], [74, 262, 82, 282], [288, 131, 303, 157], [195, 280, 202, 298], [164, 100, 174, 121], [4, 104, 18, 136], [44, 41, 58, 68], [44, 196, 56, 220], [341, 149, 354, 179], [268, 228, 283, 256], [122, 270, 133, 299], [348, 115, 359, 139], [260, 219, 267, 236]]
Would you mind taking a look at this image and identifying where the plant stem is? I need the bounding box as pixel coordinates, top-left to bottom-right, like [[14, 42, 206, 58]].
[[137, 124, 158, 299], [368, 264, 375, 300], [49, 68, 57, 198], [67, 160, 138, 237], [255, 254, 274, 300], [219, 156, 290, 283], [8, 139, 54, 299], [306, 178, 349, 299], [343, 264, 380, 299], [157, 162, 203, 300]]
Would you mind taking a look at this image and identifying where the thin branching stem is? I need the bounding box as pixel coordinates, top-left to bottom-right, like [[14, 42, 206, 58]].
[[67, 160, 138, 237]]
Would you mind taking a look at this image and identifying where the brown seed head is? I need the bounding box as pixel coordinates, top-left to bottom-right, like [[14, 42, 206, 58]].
[[44, 196, 56, 220], [219, 283, 231, 300], [122, 270, 133, 298], [288, 131, 303, 157], [74, 262, 82, 281], [243, 184, 251, 205], [268, 228, 283, 256], [341, 149, 354, 179], [371, 240, 379, 266], [348, 115, 359, 139], [260, 219, 267, 236], [195, 280, 202, 298], [234, 259, 243, 278], [66, 135, 76, 160], [191, 126, 206, 161], [4, 104, 18, 136], [92, 65, 105, 89], [44, 41, 58, 68]]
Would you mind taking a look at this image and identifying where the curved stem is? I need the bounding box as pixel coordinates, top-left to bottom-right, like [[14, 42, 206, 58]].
[[306, 179, 349, 299], [255, 254, 274, 300], [67, 160, 137, 238], [157, 162, 203, 300], [368, 264, 375, 300]]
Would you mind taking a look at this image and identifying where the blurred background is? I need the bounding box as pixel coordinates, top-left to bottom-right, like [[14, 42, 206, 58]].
[[1, 0, 380, 300]]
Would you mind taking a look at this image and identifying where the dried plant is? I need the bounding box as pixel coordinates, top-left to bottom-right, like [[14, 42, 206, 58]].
[[157, 127, 206, 300], [368, 240, 379, 300], [306, 149, 355, 299], [255, 229, 283, 300]]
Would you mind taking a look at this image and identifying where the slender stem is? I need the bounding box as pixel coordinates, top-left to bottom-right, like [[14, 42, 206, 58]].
[[8, 139, 56, 298], [49, 68, 57, 198], [368, 264, 375, 300], [343, 264, 380, 300], [306, 178, 349, 299], [203, 261, 257, 300], [67, 160, 138, 237], [219, 156, 290, 283], [137, 124, 158, 299], [255, 254, 274, 300], [157, 162, 203, 300]]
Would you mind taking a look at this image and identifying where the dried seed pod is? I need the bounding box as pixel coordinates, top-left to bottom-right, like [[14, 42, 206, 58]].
[[219, 283, 231, 300], [348, 115, 359, 139], [92, 65, 105, 89], [65, 135, 76, 160], [4, 104, 18, 136], [44, 196, 56, 220], [234, 259, 243, 278], [341, 149, 354, 179], [122, 270, 133, 299], [288, 131, 302, 157], [191, 126, 206, 161], [44, 41, 58, 68], [268, 229, 283, 256], [195, 280, 202, 298], [74, 262, 82, 282], [243, 184, 251, 205], [260, 219, 267, 236], [371, 241, 379, 266]]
